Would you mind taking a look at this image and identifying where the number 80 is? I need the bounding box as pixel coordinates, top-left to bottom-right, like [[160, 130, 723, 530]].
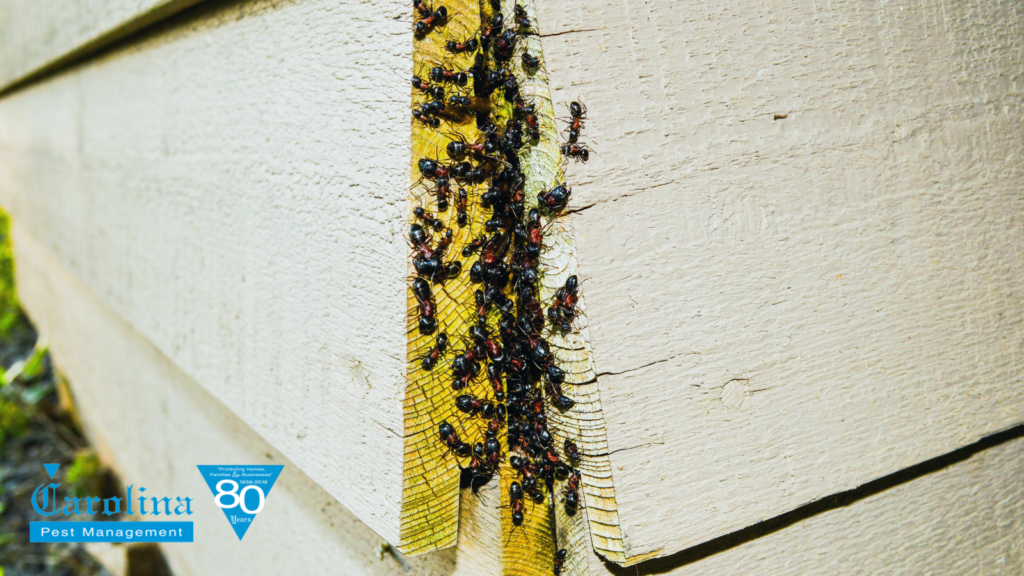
[[214, 480, 265, 514]]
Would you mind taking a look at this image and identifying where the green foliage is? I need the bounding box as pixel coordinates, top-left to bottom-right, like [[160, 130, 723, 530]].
[[0, 210, 17, 340], [0, 399, 28, 448], [67, 450, 102, 497], [1, 340, 47, 388]]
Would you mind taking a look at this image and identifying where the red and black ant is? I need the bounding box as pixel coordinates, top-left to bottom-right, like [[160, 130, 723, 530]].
[[412, 278, 437, 334], [493, 30, 518, 63], [413, 1, 447, 36], [412, 108, 440, 128], [561, 470, 581, 516], [563, 439, 581, 461], [538, 183, 571, 211], [419, 158, 450, 180], [462, 235, 487, 257], [445, 37, 479, 53], [457, 188, 469, 226], [553, 549, 567, 576], [438, 421, 472, 458], [411, 75, 445, 101], [480, 14, 504, 49], [487, 363, 505, 401], [413, 206, 444, 230], [429, 66, 468, 86], [564, 100, 587, 143], [560, 143, 591, 163], [513, 4, 533, 33], [434, 177, 451, 211], [547, 274, 579, 330], [421, 333, 448, 371], [508, 480, 526, 527]]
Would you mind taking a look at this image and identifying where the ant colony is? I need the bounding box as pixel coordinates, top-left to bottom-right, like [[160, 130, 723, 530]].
[[407, 0, 594, 573]]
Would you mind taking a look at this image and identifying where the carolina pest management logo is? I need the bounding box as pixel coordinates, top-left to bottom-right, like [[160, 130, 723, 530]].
[[197, 465, 283, 540]]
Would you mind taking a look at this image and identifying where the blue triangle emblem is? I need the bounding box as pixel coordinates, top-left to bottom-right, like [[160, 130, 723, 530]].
[[197, 465, 283, 540], [43, 463, 60, 479]]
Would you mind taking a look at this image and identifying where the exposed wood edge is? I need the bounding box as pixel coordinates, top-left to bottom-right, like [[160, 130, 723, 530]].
[[513, 4, 639, 568], [0, 0, 208, 98], [399, 0, 487, 555]]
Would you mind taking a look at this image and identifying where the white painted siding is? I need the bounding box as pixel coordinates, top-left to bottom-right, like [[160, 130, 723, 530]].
[[16, 224, 1023, 575], [536, 0, 1024, 558], [0, 0, 413, 544], [0, 0, 1021, 567], [0, 0, 206, 90]]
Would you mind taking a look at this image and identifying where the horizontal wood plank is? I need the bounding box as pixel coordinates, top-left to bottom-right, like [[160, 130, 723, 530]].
[[535, 0, 1024, 560], [0, 0, 413, 543], [16, 211, 1023, 576], [12, 224, 502, 576], [0, 0, 207, 92]]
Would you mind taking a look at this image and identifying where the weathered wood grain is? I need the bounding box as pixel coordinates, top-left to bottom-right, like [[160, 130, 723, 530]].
[[534, 0, 1024, 560], [0, 0, 207, 92], [0, 0, 413, 544]]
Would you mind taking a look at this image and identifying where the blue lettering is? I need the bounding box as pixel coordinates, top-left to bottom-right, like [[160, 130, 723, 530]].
[[103, 496, 122, 516], [31, 483, 61, 516]]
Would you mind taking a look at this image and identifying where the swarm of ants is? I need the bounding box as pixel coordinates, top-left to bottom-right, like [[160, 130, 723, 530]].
[[409, 1, 591, 572]]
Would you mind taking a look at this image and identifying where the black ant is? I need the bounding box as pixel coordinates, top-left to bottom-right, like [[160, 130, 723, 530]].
[[413, 1, 447, 36], [421, 333, 448, 371], [434, 177, 451, 211], [411, 76, 445, 100], [462, 235, 487, 257], [538, 183, 571, 211], [521, 52, 540, 69], [438, 421, 471, 458], [565, 100, 587, 143], [413, 207, 444, 230], [514, 4, 532, 33], [412, 108, 440, 128], [561, 469, 581, 516], [420, 99, 445, 116], [447, 95, 472, 108], [560, 143, 591, 163], [412, 278, 436, 334], [445, 37, 479, 53], [457, 188, 469, 226], [553, 549, 567, 576], [563, 439, 581, 461], [429, 66, 468, 86], [480, 14, 504, 49]]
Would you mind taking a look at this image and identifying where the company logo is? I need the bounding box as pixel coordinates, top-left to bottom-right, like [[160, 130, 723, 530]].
[[30, 463, 194, 543], [197, 465, 283, 540]]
